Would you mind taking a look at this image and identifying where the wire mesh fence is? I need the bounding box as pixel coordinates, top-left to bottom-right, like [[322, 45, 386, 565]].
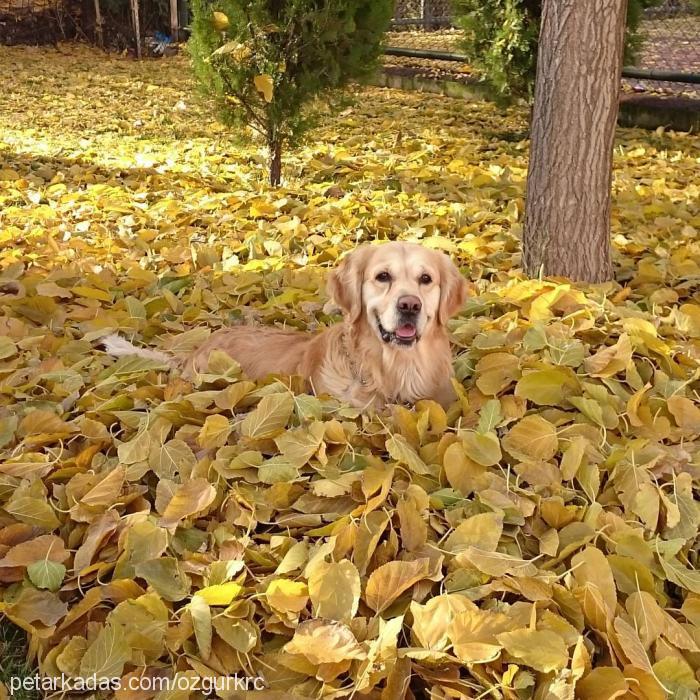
[[630, 0, 700, 94], [387, 0, 700, 96], [0, 0, 65, 44], [392, 0, 453, 28], [0, 0, 59, 15]]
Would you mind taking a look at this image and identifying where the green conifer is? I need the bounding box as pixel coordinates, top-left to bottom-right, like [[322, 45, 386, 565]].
[[189, 0, 394, 185]]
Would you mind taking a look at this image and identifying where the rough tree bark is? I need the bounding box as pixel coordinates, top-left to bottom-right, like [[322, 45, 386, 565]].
[[269, 139, 282, 187], [522, 0, 627, 283]]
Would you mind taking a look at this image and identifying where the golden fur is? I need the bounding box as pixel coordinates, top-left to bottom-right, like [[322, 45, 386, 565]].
[[104, 242, 468, 409]]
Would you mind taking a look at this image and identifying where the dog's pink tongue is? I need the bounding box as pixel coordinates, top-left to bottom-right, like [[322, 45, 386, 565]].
[[396, 324, 416, 339]]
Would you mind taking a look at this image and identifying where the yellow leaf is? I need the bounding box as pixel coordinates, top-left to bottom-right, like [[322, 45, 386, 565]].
[[443, 441, 486, 495], [613, 615, 653, 673], [475, 352, 520, 395], [444, 513, 503, 553], [134, 558, 191, 602], [0, 534, 68, 568], [626, 383, 651, 427], [284, 619, 365, 665], [502, 414, 558, 461], [652, 656, 699, 697], [197, 413, 232, 449], [18, 410, 76, 438], [667, 395, 700, 435], [463, 430, 502, 466], [583, 334, 632, 377], [675, 303, 700, 338], [622, 666, 665, 700], [575, 667, 628, 700], [572, 547, 617, 617], [397, 497, 427, 551], [514, 367, 578, 405], [448, 608, 514, 664], [4, 495, 60, 530], [79, 622, 131, 680], [496, 628, 568, 672], [411, 594, 475, 651], [386, 434, 429, 474], [266, 579, 309, 613], [71, 286, 112, 302], [80, 465, 126, 507], [254, 74, 274, 102], [240, 393, 294, 439], [117, 430, 151, 464], [559, 435, 587, 480], [188, 595, 212, 660], [365, 558, 431, 613], [212, 11, 229, 31], [0, 168, 20, 180], [274, 423, 325, 468], [194, 582, 243, 606], [308, 560, 360, 622], [158, 478, 217, 528], [456, 547, 539, 577]]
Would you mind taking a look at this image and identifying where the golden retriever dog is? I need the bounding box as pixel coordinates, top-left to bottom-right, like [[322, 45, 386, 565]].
[[102, 241, 468, 409]]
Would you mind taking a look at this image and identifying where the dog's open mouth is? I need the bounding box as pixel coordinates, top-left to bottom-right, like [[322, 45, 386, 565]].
[[376, 316, 419, 346]]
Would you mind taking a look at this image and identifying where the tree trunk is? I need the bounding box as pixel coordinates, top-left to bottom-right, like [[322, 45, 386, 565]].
[[269, 139, 282, 187], [130, 0, 141, 59], [522, 0, 627, 283], [93, 0, 103, 47], [169, 0, 178, 42]]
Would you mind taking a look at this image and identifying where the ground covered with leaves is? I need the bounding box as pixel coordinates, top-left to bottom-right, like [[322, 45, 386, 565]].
[[1, 44, 700, 699]]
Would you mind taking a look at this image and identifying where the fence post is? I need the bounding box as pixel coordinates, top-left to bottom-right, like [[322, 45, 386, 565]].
[[93, 0, 103, 46], [424, 0, 433, 29], [130, 0, 141, 58], [169, 0, 178, 41]]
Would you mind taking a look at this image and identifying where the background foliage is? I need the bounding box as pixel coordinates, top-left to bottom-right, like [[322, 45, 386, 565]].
[[453, 0, 664, 98], [188, 0, 393, 184]]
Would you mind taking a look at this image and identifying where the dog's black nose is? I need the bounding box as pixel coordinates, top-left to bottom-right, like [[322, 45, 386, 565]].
[[397, 295, 422, 314]]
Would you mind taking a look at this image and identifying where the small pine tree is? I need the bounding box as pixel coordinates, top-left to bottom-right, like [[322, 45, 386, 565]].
[[452, 0, 663, 99], [189, 0, 394, 186]]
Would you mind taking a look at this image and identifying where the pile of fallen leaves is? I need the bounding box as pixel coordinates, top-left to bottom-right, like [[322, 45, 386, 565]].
[[0, 44, 699, 699]]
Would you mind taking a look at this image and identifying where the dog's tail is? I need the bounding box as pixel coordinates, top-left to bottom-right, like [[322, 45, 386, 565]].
[[100, 334, 176, 367]]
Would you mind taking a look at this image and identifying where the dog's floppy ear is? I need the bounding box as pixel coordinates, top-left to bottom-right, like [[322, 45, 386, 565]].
[[438, 253, 468, 325], [327, 245, 373, 324]]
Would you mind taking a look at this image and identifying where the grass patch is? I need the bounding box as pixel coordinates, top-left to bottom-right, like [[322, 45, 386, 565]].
[[0, 619, 38, 700]]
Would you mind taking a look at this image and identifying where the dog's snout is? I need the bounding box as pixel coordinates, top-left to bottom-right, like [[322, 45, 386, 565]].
[[397, 295, 422, 314]]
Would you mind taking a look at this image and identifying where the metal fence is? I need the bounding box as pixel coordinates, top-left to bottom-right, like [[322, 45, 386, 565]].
[[388, 0, 700, 94], [392, 0, 452, 28], [630, 0, 700, 91]]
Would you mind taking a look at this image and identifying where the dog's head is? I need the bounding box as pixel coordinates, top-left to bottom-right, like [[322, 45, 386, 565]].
[[327, 241, 467, 348]]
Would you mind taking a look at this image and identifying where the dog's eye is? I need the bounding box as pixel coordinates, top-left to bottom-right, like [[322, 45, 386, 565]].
[[419, 274, 432, 285], [375, 271, 391, 283]]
